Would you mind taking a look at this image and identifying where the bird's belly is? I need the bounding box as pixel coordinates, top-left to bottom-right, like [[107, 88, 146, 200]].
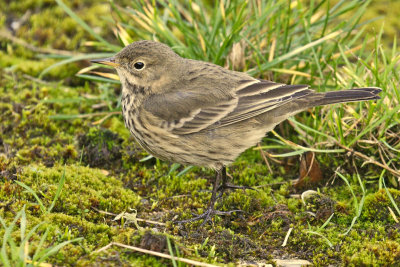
[[123, 109, 274, 169], [131, 128, 231, 169]]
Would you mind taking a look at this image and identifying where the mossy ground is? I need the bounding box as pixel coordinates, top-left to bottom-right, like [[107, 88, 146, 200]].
[[1, 1, 400, 266]]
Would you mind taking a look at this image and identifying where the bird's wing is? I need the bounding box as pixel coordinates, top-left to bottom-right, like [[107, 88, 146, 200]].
[[142, 90, 238, 134], [216, 80, 313, 128], [143, 80, 313, 135]]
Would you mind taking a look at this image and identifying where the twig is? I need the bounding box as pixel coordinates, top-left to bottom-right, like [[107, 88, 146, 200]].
[[258, 143, 272, 172], [373, 135, 398, 165], [265, 150, 285, 164], [343, 116, 364, 137], [22, 74, 51, 84], [255, 147, 285, 164], [92, 112, 121, 125], [335, 142, 400, 177], [93, 242, 219, 267], [57, 111, 121, 119], [302, 152, 316, 179]]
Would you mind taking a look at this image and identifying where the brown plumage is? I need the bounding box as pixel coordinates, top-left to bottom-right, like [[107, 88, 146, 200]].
[[92, 40, 381, 224]]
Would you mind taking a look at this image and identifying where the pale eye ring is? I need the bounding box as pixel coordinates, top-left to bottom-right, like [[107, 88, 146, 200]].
[[134, 61, 145, 70]]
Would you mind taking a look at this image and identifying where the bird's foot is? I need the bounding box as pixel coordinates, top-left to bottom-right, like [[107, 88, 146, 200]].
[[174, 167, 244, 225], [174, 207, 242, 226]]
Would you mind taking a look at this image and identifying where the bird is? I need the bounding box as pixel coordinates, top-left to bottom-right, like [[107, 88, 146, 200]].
[[91, 40, 381, 224]]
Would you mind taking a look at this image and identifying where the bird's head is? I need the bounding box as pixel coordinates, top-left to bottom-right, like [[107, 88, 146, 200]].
[[92, 40, 183, 93]]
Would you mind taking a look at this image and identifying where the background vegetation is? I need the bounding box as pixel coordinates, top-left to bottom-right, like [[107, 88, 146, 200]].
[[0, 0, 399, 266]]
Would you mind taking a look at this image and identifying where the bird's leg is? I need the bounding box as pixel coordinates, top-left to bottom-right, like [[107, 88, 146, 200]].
[[174, 167, 241, 225], [217, 167, 257, 193]]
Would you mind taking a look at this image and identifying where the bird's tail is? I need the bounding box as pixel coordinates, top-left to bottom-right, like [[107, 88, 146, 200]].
[[308, 87, 382, 107]]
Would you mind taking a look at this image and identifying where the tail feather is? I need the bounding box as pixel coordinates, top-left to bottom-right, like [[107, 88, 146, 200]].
[[268, 87, 382, 123], [309, 87, 382, 107]]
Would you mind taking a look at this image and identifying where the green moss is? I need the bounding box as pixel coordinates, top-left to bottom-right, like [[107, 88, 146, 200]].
[[361, 188, 400, 223], [0, 51, 75, 78], [77, 127, 124, 169], [0, 164, 142, 265], [107, 116, 131, 140], [0, 164, 140, 219], [2, 0, 113, 51], [1, 0, 399, 265], [362, 1, 400, 48], [342, 240, 400, 266]]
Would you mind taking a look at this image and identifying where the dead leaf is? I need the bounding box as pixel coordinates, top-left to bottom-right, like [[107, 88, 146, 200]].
[[294, 151, 323, 190]]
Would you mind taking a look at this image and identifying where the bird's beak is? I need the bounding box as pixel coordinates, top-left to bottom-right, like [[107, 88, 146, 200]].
[[91, 57, 120, 68]]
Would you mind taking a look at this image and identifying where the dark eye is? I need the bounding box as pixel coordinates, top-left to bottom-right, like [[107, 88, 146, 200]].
[[134, 62, 145, 70]]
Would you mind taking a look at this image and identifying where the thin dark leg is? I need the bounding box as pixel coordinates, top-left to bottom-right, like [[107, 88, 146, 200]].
[[218, 167, 257, 193], [174, 167, 241, 225]]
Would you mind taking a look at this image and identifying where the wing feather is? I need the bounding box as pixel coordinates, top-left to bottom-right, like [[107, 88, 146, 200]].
[[144, 79, 313, 135], [215, 82, 313, 128], [171, 98, 237, 134]]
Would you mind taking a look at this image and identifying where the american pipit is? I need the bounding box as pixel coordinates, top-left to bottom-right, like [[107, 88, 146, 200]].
[[92, 40, 381, 224]]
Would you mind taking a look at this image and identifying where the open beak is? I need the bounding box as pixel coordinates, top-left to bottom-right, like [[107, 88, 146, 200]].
[[91, 57, 120, 68]]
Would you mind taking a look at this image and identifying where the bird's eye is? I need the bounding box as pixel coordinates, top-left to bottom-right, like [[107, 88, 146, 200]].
[[134, 62, 145, 70]]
